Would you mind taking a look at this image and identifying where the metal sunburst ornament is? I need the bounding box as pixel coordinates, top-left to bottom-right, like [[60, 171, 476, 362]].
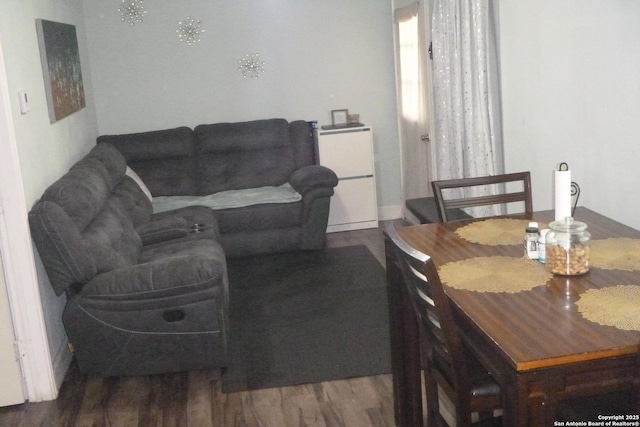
[[118, 0, 147, 25], [238, 53, 265, 79], [177, 17, 204, 45]]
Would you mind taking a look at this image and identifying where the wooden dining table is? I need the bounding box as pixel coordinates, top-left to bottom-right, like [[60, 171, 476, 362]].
[[388, 207, 640, 426]]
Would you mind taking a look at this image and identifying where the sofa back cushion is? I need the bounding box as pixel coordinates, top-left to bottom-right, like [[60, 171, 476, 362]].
[[97, 127, 196, 196], [29, 145, 143, 295], [193, 119, 297, 194]]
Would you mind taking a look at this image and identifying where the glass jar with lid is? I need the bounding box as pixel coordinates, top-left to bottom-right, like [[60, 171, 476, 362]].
[[545, 217, 591, 275]]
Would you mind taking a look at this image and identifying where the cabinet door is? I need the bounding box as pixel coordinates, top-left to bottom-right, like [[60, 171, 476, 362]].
[[318, 130, 373, 178], [328, 177, 377, 227]]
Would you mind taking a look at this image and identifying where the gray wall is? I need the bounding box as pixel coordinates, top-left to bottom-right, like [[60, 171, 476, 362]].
[[0, 0, 98, 383], [500, 0, 640, 229], [83, 0, 403, 214]]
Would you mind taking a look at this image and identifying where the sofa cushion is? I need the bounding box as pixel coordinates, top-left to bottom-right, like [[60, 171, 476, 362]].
[[78, 143, 128, 186], [42, 162, 113, 231], [97, 127, 197, 196], [83, 200, 142, 275], [29, 185, 143, 295], [111, 177, 154, 228], [193, 119, 296, 194], [29, 145, 146, 295], [81, 239, 226, 301]]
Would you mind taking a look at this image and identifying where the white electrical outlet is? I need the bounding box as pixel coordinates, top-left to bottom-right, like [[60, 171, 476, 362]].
[[18, 90, 30, 114]]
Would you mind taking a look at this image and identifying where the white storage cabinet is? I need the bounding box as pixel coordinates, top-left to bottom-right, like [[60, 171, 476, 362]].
[[317, 126, 378, 232]]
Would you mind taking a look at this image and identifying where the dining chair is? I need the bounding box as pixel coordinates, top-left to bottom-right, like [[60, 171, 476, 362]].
[[431, 171, 533, 222], [384, 224, 503, 426]]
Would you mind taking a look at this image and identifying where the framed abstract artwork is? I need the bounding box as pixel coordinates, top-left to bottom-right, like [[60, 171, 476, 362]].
[[36, 19, 86, 123]]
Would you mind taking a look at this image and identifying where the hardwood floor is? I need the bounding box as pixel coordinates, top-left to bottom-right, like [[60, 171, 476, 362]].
[[0, 222, 403, 427]]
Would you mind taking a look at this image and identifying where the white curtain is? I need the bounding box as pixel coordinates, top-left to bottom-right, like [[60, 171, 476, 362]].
[[431, 0, 505, 216]]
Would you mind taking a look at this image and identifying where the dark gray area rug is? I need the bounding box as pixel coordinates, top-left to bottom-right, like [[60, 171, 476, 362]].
[[221, 245, 391, 393]]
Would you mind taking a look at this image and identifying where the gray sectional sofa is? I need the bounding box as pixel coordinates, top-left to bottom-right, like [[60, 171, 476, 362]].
[[29, 143, 228, 376], [28, 118, 338, 377], [97, 118, 339, 257]]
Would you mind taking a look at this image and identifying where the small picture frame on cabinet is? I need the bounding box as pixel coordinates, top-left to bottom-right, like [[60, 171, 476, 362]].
[[331, 109, 349, 127]]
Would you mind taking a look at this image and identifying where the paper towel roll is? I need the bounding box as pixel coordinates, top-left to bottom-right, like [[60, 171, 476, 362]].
[[555, 164, 572, 220]]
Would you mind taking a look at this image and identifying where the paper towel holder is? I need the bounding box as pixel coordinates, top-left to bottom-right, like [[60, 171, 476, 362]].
[[571, 181, 580, 216], [557, 162, 579, 215]]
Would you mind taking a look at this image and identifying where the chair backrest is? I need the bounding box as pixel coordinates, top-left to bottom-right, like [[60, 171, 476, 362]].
[[431, 171, 533, 222], [384, 224, 473, 425]]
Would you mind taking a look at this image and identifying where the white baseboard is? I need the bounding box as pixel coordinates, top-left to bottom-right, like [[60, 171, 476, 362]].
[[51, 339, 73, 391], [378, 203, 403, 221]]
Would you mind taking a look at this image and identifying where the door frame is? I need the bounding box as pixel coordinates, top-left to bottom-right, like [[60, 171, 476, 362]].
[[0, 37, 58, 403]]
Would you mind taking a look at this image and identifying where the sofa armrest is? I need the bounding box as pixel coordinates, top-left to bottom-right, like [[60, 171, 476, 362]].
[[136, 216, 189, 245], [288, 165, 338, 195]]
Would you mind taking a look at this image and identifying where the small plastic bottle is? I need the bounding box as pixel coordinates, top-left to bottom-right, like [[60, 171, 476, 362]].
[[524, 222, 539, 259]]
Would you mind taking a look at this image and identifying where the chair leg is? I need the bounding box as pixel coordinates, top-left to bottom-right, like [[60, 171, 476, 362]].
[[424, 371, 441, 427]]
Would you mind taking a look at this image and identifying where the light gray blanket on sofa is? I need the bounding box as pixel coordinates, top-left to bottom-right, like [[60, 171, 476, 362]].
[[151, 183, 302, 213]]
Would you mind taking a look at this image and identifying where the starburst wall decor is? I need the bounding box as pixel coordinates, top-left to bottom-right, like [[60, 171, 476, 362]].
[[238, 53, 265, 79], [177, 17, 204, 45], [118, 0, 147, 25]]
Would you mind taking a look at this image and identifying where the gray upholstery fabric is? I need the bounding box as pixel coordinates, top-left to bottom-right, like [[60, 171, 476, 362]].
[[97, 127, 197, 196], [29, 143, 228, 377], [29, 201, 97, 295], [82, 198, 141, 275], [215, 202, 303, 234], [193, 119, 295, 194], [288, 165, 339, 195], [98, 118, 338, 257], [135, 216, 188, 245], [112, 177, 153, 227]]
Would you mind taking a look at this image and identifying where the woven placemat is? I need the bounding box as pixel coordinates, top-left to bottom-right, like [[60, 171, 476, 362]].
[[455, 218, 543, 246], [590, 238, 640, 271], [576, 285, 640, 331], [438, 256, 553, 293]]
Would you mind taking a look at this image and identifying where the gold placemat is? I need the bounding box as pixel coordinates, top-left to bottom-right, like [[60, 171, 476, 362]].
[[455, 218, 543, 246], [590, 238, 640, 271], [576, 285, 640, 331], [438, 256, 553, 293]]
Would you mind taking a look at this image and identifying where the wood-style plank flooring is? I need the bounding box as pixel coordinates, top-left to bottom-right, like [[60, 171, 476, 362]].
[[0, 222, 404, 427]]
